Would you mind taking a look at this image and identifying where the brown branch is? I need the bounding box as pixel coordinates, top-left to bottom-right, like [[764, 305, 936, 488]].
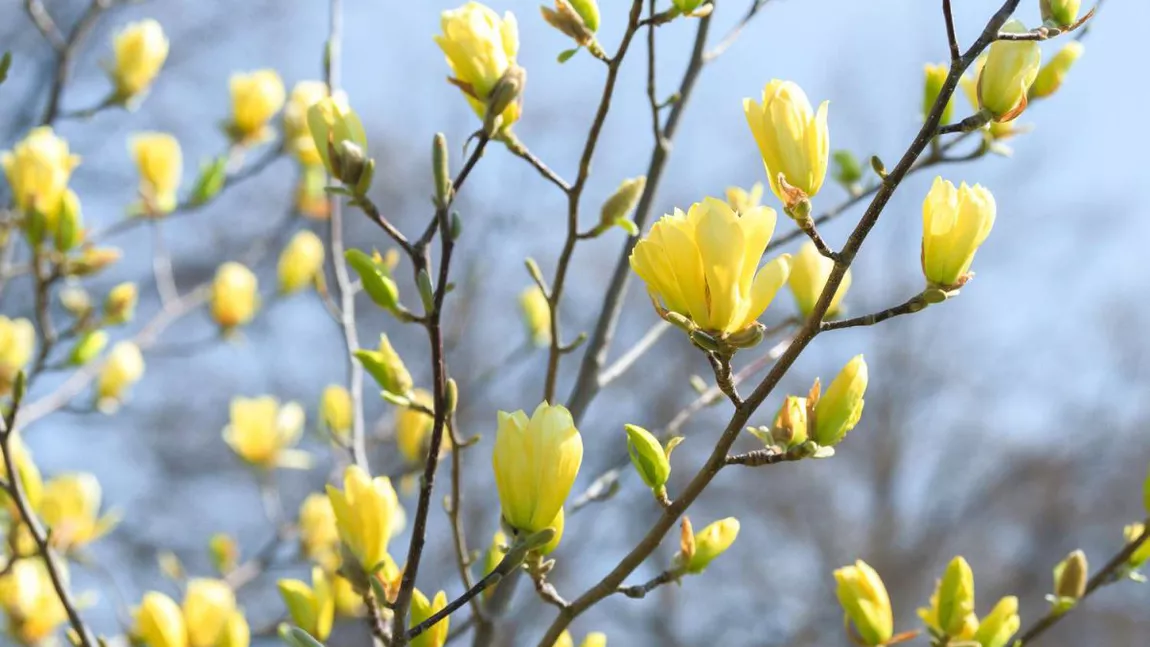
[[942, 0, 960, 61], [995, 8, 1095, 41], [543, 0, 646, 404], [616, 569, 678, 599], [820, 293, 929, 332], [704, 0, 770, 61], [38, 0, 120, 126]]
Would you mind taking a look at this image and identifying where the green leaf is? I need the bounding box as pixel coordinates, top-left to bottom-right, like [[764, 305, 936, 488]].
[[557, 48, 579, 64], [0, 52, 11, 85], [191, 156, 228, 205]]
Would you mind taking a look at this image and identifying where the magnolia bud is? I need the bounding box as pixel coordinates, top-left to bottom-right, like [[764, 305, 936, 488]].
[[484, 65, 526, 135], [624, 424, 670, 492], [1040, 0, 1080, 28], [344, 249, 399, 312], [354, 334, 413, 396], [69, 330, 107, 366], [1054, 549, 1087, 600], [681, 517, 739, 574], [541, 1, 595, 46], [54, 190, 83, 252], [432, 133, 451, 207], [598, 176, 645, 233], [104, 282, 138, 325], [1030, 42, 1084, 100], [812, 355, 868, 446], [972, 596, 1020, 647], [937, 556, 976, 636], [771, 395, 808, 448], [923, 63, 955, 125], [209, 533, 240, 575]]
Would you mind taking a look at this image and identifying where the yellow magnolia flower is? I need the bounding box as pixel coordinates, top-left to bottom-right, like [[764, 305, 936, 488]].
[[812, 355, 868, 447], [743, 80, 830, 208], [410, 588, 449, 647], [834, 560, 894, 646], [319, 384, 353, 442], [923, 63, 956, 125], [39, 472, 120, 551], [183, 579, 236, 647], [397, 388, 446, 464], [284, 82, 347, 166], [228, 69, 285, 144], [326, 465, 400, 571], [131, 132, 182, 215], [519, 285, 551, 347], [1030, 42, 1084, 100], [919, 586, 978, 640], [973, 596, 1020, 647], [133, 591, 187, 647], [0, 560, 72, 645], [277, 230, 325, 294], [680, 517, 739, 574], [110, 19, 169, 99], [960, 59, 1030, 149], [788, 241, 851, 319], [629, 198, 791, 338], [278, 567, 334, 641], [921, 177, 996, 289], [306, 98, 370, 189], [435, 2, 523, 132], [579, 634, 607, 647], [0, 431, 43, 515], [210, 262, 259, 329], [222, 396, 310, 470], [96, 341, 145, 412], [217, 611, 250, 647], [1, 126, 81, 217], [0, 316, 34, 394], [725, 183, 763, 214], [492, 403, 582, 535], [977, 20, 1041, 122], [298, 493, 340, 570]]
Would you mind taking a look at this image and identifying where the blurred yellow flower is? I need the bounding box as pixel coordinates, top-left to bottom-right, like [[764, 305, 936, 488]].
[[210, 262, 259, 330], [743, 80, 830, 209], [397, 388, 447, 464], [492, 403, 582, 535], [131, 132, 182, 215], [284, 81, 347, 167], [0, 316, 34, 394], [0, 431, 43, 516], [1, 126, 81, 218], [183, 579, 236, 647], [306, 97, 370, 189], [921, 177, 996, 289], [787, 241, 851, 319], [228, 69, 285, 144], [1030, 42, 1084, 100], [410, 588, 449, 647], [222, 396, 310, 470], [0, 560, 72, 645], [133, 591, 187, 647], [332, 574, 364, 617], [326, 465, 400, 571], [518, 285, 551, 347], [110, 19, 169, 100], [923, 63, 955, 125], [39, 472, 120, 551], [724, 183, 763, 214], [298, 493, 340, 571], [96, 341, 145, 412], [630, 198, 791, 337], [105, 282, 139, 325], [319, 384, 353, 442], [834, 560, 893, 646], [277, 230, 325, 294], [278, 567, 334, 641], [435, 2, 523, 133]]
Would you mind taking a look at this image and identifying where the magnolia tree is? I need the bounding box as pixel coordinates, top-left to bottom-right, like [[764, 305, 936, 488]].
[[0, 0, 1146, 646]]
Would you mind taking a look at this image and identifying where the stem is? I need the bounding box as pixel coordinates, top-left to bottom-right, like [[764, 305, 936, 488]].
[[942, 0, 960, 61], [820, 293, 929, 331], [37, 0, 116, 126], [407, 568, 505, 642]]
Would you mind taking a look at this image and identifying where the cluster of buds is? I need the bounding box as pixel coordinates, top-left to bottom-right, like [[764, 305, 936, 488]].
[[750, 355, 868, 456], [541, 0, 605, 61], [672, 515, 739, 575]]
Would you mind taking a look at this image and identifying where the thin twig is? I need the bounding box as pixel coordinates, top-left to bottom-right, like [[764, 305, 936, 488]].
[[615, 569, 677, 599], [151, 221, 179, 306], [704, 0, 769, 62], [38, 0, 118, 126], [820, 293, 928, 331], [597, 321, 671, 389], [23, 0, 65, 51], [942, 0, 961, 61], [406, 567, 506, 641], [1014, 520, 1150, 645]]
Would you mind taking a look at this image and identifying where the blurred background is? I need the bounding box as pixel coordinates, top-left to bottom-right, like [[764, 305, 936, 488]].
[[2, 0, 1149, 645]]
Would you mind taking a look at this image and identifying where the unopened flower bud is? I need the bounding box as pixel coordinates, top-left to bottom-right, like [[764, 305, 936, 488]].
[[69, 330, 108, 366], [923, 63, 956, 125], [209, 533, 239, 575], [541, 1, 595, 47], [972, 596, 1020, 647], [484, 64, 526, 135], [344, 249, 400, 313], [834, 560, 893, 646], [519, 286, 551, 347], [771, 395, 808, 448], [812, 355, 867, 446], [210, 262, 259, 330], [54, 190, 83, 252], [432, 133, 451, 207], [320, 385, 353, 442], [624, 424, 670, 492], [978, 20, 1041, 122], [1040, 0, 1081, 28], [354, 334, 413, 397], [599, 176, 645, 233], [1054, 549, 1087, 600], [1030, 42, 1084, 100], [679, 517, 738, 574], [277, 230, 325, 294], [937, 556, 976, 637], [104, 282, 138, 325]]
